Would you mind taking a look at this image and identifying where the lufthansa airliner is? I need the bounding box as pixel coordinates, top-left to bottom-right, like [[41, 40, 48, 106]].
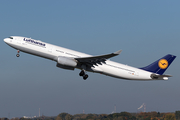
[[4, 36, 176, 80]]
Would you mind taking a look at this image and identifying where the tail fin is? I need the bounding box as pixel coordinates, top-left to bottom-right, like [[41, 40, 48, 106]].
[[140, 54, 176, 75]]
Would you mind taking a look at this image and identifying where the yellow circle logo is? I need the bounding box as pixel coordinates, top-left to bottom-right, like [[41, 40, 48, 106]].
[[158, 59, 168, 69]]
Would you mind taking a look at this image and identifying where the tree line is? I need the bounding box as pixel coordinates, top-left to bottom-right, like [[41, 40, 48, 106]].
[[1, 111, 180, 120]]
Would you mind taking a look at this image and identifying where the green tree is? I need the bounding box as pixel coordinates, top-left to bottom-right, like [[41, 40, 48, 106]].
[[175, 111, 180, 120], [119, 112, 133, 119], [164, 113, 176, 120], [107, 112, 135, 120], [56, 113, 72, 120], [1, 118, 9, 120]]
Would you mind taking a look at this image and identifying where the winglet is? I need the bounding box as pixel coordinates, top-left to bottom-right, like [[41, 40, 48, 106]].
[[114, 50, 122, 55]]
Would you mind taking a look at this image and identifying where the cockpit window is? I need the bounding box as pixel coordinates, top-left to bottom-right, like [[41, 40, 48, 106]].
[[9, 37, 13, 39]]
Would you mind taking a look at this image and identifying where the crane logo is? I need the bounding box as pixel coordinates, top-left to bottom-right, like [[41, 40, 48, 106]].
[[158, 59, 168, 69]]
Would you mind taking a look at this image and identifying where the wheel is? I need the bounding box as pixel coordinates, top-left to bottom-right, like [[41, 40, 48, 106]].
[[79, 70, 85, 76], [16, 54, 20, 57], [83, 74, 88, 80]]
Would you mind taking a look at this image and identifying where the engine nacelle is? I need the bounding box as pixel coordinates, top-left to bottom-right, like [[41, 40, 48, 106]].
[[56, 63, 75, 70], [57, 56, 77, 68]]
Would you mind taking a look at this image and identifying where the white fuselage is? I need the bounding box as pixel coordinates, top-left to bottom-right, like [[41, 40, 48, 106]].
[[4, 36, 153, 80]]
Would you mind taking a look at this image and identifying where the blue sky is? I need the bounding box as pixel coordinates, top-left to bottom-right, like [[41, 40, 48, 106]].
[[0, 0, 180, 118]]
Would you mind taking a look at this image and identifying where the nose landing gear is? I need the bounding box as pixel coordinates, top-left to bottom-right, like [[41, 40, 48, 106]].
[[16, 50, 20, 57]]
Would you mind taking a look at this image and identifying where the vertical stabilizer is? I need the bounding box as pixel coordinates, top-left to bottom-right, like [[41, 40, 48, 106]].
[[140, 54, 176, 75]]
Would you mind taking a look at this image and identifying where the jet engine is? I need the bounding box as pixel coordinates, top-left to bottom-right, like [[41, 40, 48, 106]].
[[56, 56, 77, 70]]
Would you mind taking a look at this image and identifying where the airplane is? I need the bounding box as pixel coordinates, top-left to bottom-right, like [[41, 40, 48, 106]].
[[4, 36, 176, 80]]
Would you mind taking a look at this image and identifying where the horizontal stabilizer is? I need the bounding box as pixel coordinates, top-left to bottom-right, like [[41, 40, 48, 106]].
[[151, 73, 172, 80]]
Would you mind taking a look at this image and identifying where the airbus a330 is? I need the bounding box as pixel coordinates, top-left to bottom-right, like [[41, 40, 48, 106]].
[[4, 36, 176, 80]]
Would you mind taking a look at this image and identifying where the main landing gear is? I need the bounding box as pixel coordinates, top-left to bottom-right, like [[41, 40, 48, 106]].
[[16, 50, 20, 57], [79, 70, 88, 80]]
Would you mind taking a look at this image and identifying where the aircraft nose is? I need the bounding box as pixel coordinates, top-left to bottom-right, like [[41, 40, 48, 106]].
[[4, 38, 11, 44], [4, 38, 8, 43]]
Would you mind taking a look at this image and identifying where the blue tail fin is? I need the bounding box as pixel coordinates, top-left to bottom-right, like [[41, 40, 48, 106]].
[[140, 54, 176, 75]]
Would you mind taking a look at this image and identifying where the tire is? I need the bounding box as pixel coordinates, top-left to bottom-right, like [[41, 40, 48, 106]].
[[16, 54, 20, 57], [83, 74, 88, 80], [79, 71, 85, 76]]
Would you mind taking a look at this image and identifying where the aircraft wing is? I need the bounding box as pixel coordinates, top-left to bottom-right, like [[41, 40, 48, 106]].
[[75, 50, 122, 66]]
